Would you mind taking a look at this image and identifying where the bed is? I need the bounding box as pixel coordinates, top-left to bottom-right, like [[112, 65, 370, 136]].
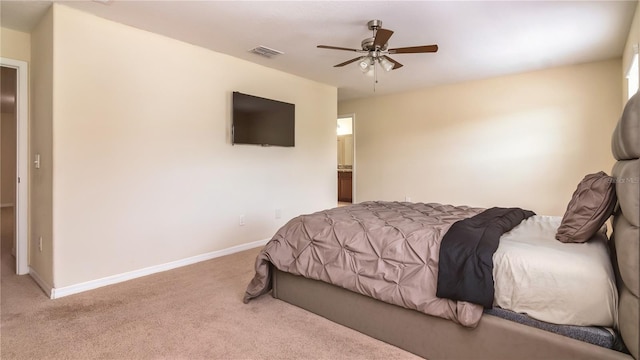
[[244, 94, 639, 360]]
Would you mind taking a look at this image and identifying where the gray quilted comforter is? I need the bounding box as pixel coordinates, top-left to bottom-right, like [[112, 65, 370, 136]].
[[244, 201, 486, 327]]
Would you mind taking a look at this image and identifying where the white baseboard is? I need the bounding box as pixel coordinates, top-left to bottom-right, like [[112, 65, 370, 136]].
[[50, 238, 270, 299], [29, 267, 54, 299]]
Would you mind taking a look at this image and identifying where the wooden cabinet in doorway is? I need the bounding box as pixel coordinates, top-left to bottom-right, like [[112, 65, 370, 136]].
[[338, 171, 352, 203]]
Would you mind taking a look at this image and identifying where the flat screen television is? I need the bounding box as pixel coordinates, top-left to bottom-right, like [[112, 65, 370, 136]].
[[232, 92, 295, 147]]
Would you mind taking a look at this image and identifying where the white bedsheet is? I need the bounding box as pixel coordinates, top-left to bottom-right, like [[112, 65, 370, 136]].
[[493, 215, 618, 327]]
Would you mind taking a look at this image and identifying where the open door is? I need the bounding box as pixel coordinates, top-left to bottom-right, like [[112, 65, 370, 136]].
[[1, 58, 29, 275]]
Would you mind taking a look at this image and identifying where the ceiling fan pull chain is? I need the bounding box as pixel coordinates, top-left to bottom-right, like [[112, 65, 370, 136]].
[[374, 63, 378, 92]]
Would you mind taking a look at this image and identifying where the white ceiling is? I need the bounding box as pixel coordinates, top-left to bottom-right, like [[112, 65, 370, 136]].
[[1, 1, 636, 101]]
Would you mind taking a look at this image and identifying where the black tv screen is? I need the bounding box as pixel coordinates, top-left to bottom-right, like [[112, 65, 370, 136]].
[[232, 92, 295, 147]]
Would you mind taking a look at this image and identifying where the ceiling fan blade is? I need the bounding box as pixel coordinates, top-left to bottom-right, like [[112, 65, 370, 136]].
[[334, 56, 365, 67], [373, 29, 394, 48], [382, 55, 403, 70], [388, 44, 439, 54], [317, 45, 359, 52]]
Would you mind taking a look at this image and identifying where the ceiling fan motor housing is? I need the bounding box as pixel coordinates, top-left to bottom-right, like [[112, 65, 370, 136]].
[[361, 38, 374, 51], [362, 38, 388, 52]]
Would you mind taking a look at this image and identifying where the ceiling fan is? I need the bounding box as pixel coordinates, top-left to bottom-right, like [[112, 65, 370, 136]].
[[317, 20, 438, 78]]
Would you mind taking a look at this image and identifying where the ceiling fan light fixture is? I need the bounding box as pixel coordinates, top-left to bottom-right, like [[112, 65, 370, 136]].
[[359, 59, 370, 72], [379, 57, 394, 72], [359, 57, 375, 76]]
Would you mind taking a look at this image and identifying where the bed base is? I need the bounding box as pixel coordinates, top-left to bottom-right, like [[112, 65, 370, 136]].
[[273, 269, 631, 360]]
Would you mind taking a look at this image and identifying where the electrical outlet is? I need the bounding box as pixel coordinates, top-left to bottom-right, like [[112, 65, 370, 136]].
[[239, 215, 245, 226], [405, 196, 412, 202], [39, 237, 43, 252], [275, 209, 281, 219]]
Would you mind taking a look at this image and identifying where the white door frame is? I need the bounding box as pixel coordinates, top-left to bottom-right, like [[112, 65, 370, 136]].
[[1, 57, 29, 275], [338, 113, 356, 203]]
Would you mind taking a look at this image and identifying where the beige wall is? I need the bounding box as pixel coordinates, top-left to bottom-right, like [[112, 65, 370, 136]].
[[46, 5, 337, 288], [30, 8, 54, 286], [623, 1, 640, 103], [0, 27, 31, 62], [339, 59, 621, 216]]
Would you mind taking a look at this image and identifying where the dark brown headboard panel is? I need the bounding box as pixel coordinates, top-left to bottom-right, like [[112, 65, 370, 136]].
[[611, 92, 640, 359]]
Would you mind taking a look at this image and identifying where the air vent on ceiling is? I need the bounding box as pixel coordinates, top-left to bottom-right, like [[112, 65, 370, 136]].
[[248, 46, 284, 58]]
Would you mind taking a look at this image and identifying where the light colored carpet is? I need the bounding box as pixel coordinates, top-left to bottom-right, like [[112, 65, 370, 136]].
[[0, 215, 420, 359]]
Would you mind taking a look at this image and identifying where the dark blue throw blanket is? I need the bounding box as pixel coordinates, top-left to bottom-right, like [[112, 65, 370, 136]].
[[436, 207, 535, 308]]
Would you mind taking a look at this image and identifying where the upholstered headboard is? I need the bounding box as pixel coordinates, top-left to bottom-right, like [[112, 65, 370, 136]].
[[611, 92, 640, 359]]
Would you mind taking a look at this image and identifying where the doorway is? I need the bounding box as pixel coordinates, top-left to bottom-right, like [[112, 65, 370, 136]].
[[1, 66, 18, 274], [337, 115, 354, 205], [1, 58, 29, 275]]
